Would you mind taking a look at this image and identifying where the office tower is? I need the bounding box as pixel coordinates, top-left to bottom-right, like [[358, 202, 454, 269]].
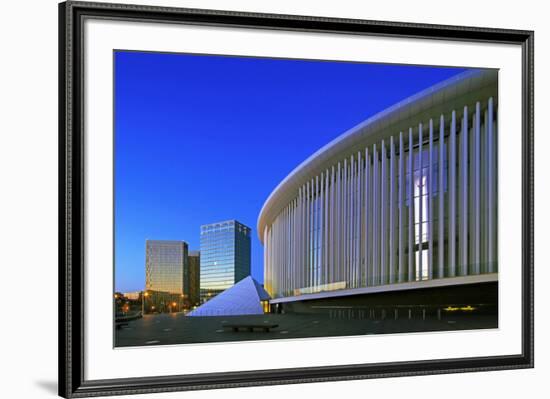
[[200, 220, 251, 303], [145, 240, 188, 313]]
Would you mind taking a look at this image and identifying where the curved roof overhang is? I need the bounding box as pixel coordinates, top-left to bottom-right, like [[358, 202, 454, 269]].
[[257, 69, 498, 243]]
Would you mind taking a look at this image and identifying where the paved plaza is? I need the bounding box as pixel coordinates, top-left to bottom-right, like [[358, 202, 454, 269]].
[[115, 310, 497, 347]]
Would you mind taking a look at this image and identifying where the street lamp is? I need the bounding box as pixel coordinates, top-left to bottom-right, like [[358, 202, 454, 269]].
[[141, 291, 149, 316], [114, 294, 119, 315]]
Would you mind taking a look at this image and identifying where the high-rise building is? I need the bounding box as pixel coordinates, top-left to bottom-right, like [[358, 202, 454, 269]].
[[200, 220, 251, 303], [145, 240, 194, 313], [145, 240, 188, 294], [188, 250, 201, 307]]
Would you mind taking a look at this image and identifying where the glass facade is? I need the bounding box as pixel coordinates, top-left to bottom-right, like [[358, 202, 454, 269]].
[[145, 240, 188, 294], [200, 220, 251, 303]]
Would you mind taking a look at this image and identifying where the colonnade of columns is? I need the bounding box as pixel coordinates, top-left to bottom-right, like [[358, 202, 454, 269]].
[[264, 98, 497, 299]]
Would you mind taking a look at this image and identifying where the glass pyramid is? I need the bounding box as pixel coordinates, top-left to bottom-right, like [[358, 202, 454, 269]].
[[187, 276, 270, 316]]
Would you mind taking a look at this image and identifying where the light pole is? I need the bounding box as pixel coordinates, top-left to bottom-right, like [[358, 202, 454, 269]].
[[141, 291, 149, 316], [114, 293, 119, 315]]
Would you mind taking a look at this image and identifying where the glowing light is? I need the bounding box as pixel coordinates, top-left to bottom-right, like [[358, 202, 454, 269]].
[[443, 306, 459, 312], [460, 305, 476, 311]]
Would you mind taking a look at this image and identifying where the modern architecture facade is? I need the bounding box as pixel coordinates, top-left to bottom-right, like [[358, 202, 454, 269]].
[[200, 220, 251, 303], [145, 240, 196, 312], [258, 69, 498, 305], [146, 240, 188, 294]]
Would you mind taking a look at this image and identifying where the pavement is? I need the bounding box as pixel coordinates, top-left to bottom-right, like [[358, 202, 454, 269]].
[[114, 310, 498, 347]]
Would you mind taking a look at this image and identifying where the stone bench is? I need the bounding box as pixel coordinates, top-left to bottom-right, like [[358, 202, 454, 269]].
[[223, 323, 279, 333]]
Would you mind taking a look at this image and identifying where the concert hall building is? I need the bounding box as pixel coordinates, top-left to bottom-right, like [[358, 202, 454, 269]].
[[257, 69, 498, 312]]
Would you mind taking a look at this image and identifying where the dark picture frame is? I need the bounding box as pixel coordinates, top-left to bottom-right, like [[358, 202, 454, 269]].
[[59, 1, 534, 397]]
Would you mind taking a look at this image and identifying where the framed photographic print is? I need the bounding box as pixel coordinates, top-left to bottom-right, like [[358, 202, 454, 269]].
[[59, 1, 534, 397]]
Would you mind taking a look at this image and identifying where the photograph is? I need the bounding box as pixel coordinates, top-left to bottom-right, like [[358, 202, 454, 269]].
[[1, 0, 543, 397], [113, 51, 499, 347]]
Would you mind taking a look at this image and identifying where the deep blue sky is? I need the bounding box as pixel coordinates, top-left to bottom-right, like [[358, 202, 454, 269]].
[[114, 50, 466, 292]]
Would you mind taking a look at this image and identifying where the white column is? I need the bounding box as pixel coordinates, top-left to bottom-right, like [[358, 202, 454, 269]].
[[336, 162, 342, 283], [283, 206, 290, 295], [287, 205, 291, 293], [418, 124, 423, 281], [364, 149, 371, 286], [473, 102, 481, 274], [438, 115, 445, 278], [273, 216, 278, 296], [345, 159, 350, 284], [315, 175, 319, 288], [280, 208, 284, 296], [323, 170, 327, 285], [301, 184, 306, 290], [275, 213, 278, 296], [330, 165, 335, 283], [282, 207, 286, 295], [292, 201, 295, 293], [408, 128, 415, 282], [372, 145, 379, 285], [351, 155, 356, 286], [352, 155, 357, 287], [291, 200, 295, 293], [296, 189, 300, 292], [281, 207, 284, 296], [428, 119, 434, 280], [306, 180, 310, 288], [460, 106, 469, 276], [316, 175, 321, 288], [276, 220, 280, 296], [288, 205, 291, 292], [350, 155, 355, 287], [449, 110, 457, 277], [296, 199, 300, 290], [349, 158, 353, 285], [288, 204, 291, 294], [355, 152, 362, 288], [341, 161, 345, 283], [380, 140, 387, 285], [268, 225, 272, 295], [266, 226, 270, 295], [398, 132, 405, 283], [324, 169, 330, 285], [307, 181, 311, 286], [389, 136, 396, 284], [282, 209, 285, 295]]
